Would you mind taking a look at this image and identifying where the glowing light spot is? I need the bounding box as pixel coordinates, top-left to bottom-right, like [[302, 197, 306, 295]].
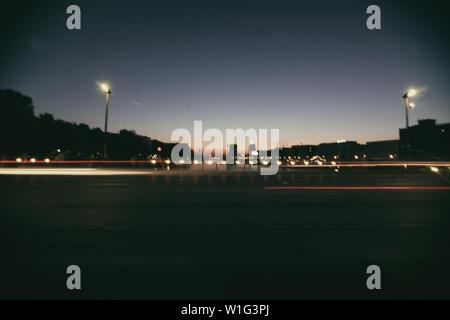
[[100, 83, 110, 93], [430, 167, 439, 173], [407, 89, 417, 98]]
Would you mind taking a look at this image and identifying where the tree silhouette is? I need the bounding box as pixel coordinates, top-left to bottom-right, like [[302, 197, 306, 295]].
[[0, 89, 160, 160]]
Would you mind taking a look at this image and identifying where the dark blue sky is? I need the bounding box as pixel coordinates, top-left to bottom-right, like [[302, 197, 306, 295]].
[[1, 0, 449, 145]]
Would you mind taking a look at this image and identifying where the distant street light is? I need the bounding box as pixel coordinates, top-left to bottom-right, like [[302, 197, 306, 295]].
[[430, 166, 439, 173], [100, 83, 112, 158]]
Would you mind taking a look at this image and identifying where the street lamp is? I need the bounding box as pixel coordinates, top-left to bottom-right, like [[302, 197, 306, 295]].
[[100, 83, 111, 158], [402, 88, 417, 129], [402, 88, 418, 160]]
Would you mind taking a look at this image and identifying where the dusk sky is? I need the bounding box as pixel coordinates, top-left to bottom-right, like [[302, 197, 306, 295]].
[[1, 0, 449, 146]]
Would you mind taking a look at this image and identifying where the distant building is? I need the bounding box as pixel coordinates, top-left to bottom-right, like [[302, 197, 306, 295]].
[[228, 144, 238, 161], [243, 118, 449, 163], [279, 142, 365, 161], [317, 141, 364, 161], [399, 119, 450, 160], [290, 145, 317, 158], [366, 140, 399, 160]]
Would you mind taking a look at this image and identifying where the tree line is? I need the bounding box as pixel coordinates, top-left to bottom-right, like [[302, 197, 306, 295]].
[[0, 89, 161, 160]]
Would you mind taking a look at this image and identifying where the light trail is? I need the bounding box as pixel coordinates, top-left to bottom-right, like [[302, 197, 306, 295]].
[[0, 160, 449, 176], [265, 186, 450, 190], [0, 160, 449, 167], [0, 160, 164, 164], [0, 168, 150, 176], [287, 162, 450, 168]]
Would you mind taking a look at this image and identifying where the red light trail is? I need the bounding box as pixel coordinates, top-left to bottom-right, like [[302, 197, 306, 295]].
[[265, 186, 450, 190]]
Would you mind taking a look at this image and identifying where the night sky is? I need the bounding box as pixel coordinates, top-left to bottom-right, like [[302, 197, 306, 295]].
[[1, 0, 449, 146]]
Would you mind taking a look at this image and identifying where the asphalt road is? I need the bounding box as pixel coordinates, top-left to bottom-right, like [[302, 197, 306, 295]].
[[1, 167, 450, 299]]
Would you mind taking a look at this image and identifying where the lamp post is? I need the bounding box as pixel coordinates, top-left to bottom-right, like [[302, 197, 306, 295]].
[[402, 88, 417, 160], [100, 83, 111, 158], [402, 88, 417, 129]]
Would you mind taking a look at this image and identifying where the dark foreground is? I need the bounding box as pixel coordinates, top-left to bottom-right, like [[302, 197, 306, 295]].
[[1, 167, 449, 299]]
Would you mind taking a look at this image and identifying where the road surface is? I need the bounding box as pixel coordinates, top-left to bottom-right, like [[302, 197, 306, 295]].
[[1, 167, 449, 299]]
